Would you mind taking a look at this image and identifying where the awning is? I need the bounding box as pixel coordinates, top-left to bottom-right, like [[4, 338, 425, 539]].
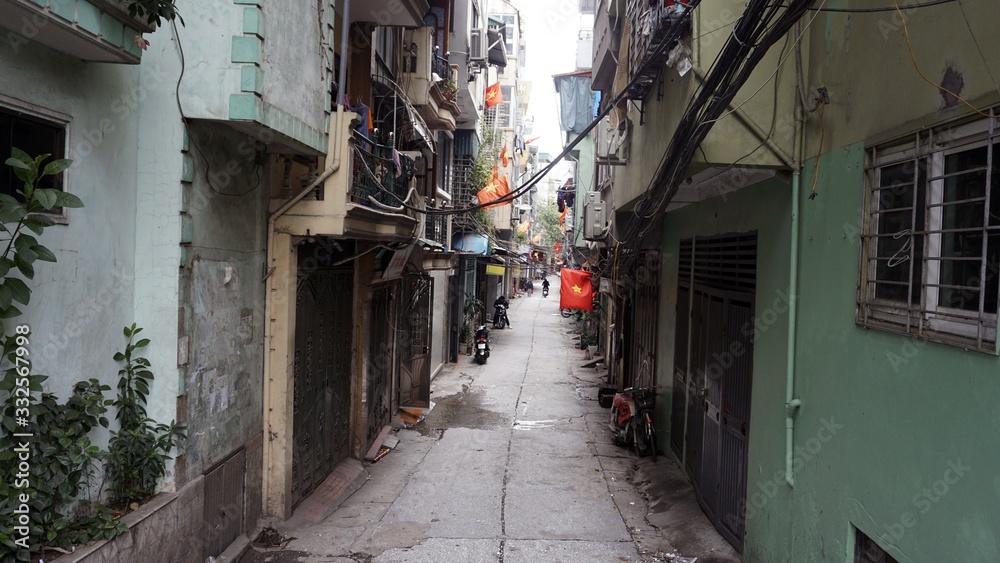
[[403, 100, 436, 152], [488, 29, 507, 68], [453, 233, 490, 254]]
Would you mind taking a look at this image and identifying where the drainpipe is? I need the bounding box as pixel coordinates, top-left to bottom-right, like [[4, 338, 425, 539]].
[[262, 0, 351, 514], [785, 164, 801, 487], [785, 26, 806, 487]]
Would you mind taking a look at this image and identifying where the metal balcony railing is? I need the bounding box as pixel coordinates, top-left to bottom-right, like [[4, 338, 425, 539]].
[[433, 52, 453, 82], [424, 214, 447, 245], [350, 138, 410, 208]]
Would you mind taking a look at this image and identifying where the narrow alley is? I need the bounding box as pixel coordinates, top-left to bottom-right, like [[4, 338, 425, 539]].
[[237, 288, 739, 563]]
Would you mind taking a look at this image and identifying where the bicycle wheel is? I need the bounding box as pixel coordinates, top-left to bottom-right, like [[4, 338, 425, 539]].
[[631, 419, 643, 459], [561, 308, 573, 318], [645, 414, 657, 462]]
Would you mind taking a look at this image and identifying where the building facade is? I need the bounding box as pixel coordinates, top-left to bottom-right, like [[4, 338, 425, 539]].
[[589, 0, 1000, 561]]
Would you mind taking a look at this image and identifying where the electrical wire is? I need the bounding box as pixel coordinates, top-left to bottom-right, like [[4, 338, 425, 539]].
[[606, 0, 823, 276], [362, 6, 699, 217], [891, 0, 992, 119], [808, 102, 825, 199], [171, 20, 264, 197], [802, 0, 957, 12]]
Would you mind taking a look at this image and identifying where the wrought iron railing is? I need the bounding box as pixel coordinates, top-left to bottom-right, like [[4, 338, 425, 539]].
[[433, 52, 453, 82], [350, 138, 409, 208], [424, 213, 447, 245]]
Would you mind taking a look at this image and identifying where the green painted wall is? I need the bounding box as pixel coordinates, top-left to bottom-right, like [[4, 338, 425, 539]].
[[782, 142, 1000, 562], [657, 144, 1000, 562], [657, 176, 794, 561]]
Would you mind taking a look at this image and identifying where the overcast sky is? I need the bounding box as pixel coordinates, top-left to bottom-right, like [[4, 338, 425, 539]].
[[507, 0, 585, 199]]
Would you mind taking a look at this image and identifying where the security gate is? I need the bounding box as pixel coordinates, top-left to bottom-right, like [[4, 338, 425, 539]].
[[398, 274, 433, 407], [623, 252, 661, 389], [365, 284, 395, 452], [671, 233, 756, 551], [291, 247, 353, 507]]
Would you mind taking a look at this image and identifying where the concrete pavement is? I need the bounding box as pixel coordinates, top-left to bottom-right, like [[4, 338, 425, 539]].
[[238, 284, 741, 563]]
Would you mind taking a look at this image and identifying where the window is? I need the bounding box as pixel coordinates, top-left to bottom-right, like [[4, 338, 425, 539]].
[[854, 527, 899, 563], [0, 106, 67, 200], [858, 115, 1000, 352]]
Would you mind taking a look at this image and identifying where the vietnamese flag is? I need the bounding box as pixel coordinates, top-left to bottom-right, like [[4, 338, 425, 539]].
[[560, 268, 594, 311], [500, 143, 510, 167], [477, 164, 512, 208], [559, 207, 568, 225], [485, 82, 503, 109]]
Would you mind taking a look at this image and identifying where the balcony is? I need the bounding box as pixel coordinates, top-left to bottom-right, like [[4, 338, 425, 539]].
[[0, 0, 154, 63], [626, 0, 691, 100], [273, 112, 417, 242], [402, 27, 461, 132]]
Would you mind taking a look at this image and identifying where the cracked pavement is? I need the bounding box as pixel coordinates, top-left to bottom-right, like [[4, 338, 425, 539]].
[[239, 287, 741, 563]]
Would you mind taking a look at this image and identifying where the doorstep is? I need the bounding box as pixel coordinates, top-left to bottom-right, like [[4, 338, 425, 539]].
[[284, 458, 368, 527]]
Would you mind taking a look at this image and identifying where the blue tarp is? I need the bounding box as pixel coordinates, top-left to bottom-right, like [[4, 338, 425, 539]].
[[553, 75, 596, 135], [452, 233, 490, 255]]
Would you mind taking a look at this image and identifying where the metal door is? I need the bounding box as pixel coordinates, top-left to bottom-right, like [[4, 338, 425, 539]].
[[673, 233, 756, 552], [291, 258, 353, 507], [365, 284, 394, 452], [398, 274, 433, 407]]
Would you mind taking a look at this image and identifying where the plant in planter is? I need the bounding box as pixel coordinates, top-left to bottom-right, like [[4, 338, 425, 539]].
[[440, 77, 459, 101], [120, 0, 184, 27], [105, 324, 186, 510]]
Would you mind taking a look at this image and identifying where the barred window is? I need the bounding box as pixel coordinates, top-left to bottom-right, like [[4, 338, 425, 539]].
[[859, 115, 1000, 353]]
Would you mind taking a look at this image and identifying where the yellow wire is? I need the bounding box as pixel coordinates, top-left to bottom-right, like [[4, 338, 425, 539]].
[[892, 0, 992, 119]]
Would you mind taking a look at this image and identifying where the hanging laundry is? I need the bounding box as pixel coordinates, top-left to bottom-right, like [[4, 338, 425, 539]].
[[393, 149, 402, 178]]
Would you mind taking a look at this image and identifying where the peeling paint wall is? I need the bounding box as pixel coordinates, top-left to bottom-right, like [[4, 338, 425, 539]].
[[178, 123, 266, 487]]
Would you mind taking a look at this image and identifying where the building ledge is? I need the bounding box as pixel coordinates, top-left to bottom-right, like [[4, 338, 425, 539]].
[[0, 0, 151, 63]]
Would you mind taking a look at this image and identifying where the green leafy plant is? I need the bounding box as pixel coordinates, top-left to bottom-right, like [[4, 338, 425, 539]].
[[105, 324, 185, 509], [0, 150, 123, 560], [121, 0, 184, 27], [463, 291, 484, 332]]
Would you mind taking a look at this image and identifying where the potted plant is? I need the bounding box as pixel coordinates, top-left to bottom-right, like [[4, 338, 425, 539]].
[[441, 77, 459, 101]]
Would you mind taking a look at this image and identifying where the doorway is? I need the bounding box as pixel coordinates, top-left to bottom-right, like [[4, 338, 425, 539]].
[[670, 232, 757, 550]]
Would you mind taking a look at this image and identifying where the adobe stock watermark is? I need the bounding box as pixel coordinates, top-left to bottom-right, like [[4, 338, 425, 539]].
[[725, 416, 844, 529], [883, 459, 971, 544]]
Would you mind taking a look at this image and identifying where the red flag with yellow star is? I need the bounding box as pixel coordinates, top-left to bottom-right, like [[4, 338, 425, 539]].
[[559, 268, 593, 311], [477, 164, 511, 208], [500, 143, 510, 167], [485, 82, 503, 109]]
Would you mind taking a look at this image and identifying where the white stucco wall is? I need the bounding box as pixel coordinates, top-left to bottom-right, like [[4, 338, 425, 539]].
[[0, 38, 140, 405]]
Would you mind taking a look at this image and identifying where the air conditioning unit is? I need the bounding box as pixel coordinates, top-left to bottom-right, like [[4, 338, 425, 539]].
[[583, 192, 607, 240], [596, 115, 629, 165], [469, 29, 486, 64]]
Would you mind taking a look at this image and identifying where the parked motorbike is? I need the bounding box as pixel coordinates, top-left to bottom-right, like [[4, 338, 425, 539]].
[[474, 325, 490, 364], [609, 387, 657, 460], [493, 303, 510, 329]]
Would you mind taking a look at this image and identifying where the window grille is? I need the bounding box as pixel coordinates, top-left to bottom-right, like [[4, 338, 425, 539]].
[[858, 113, 1000, 353]]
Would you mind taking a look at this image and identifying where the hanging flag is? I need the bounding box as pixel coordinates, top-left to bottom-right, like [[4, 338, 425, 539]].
[[559, 268, 594, 312], [485, 82, 504, 109], [532, 233, 542, 244], [559, 207, 568, 225], [500, 143, 510, 167], [525, 136, 541, 145], [517, 220, 530, 234], [554, 242, 563, 253], [476, 164, 512, 208]]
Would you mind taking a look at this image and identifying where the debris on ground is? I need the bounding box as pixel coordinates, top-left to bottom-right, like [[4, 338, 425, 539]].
[[252, 526, 294, 548]]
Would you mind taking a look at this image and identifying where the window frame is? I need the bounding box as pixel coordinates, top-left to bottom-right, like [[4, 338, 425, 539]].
[[0, 96, 72, 223], [858, 113, 1000, 353]]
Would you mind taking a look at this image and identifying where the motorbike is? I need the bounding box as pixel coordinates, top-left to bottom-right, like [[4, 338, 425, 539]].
[[474, 325, 490, 364], [609, 387, 657, 460], [542, 285, 549, 297], [493, 303, 510, 329]]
